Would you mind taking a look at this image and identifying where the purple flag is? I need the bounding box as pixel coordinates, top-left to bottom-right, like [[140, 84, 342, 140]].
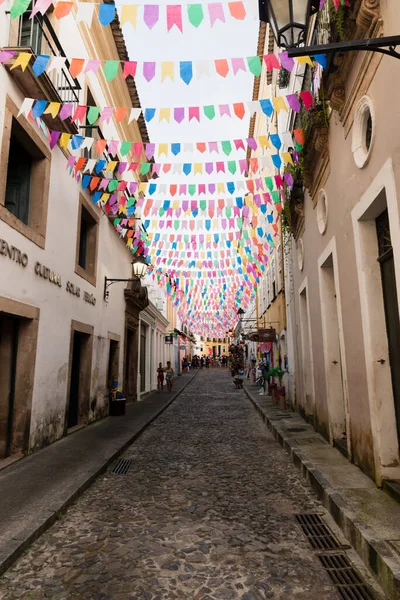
[[143, 62, 156, 82], [145, 143, 155, 159], [279, 52, 295, 72], [246, 137, 257, 150], [118, 162, 127, 174], [284, 172, 294, 187], [129, 182, 138, 194], [174, 107, 185, 123], [0, 50, 15, 63], [144, 5, 159, 29], [286, 94, 301, 112], [59, 103, 73, 120], [208, 183, 216, 194], [205, 163, 213, 174], [49, 130, 61, 149]]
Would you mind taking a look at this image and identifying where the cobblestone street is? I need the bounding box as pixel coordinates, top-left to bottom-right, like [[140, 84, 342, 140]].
[[0, 371, 342, 600]]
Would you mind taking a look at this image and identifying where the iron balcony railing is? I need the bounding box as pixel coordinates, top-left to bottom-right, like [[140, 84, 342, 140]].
[[15, 8, 81, 105]]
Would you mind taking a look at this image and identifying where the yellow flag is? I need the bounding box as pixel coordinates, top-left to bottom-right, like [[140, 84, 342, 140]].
[[212, 218, 218, 229], [44, 102, 60, 118], [258, 135, 270, 149], [297, 55, 313, 66], [106, 161, 117, 172], [161, 62, 174, 82], [217, 182, 225, 194], [100, 193, 110, 203], [206, 234, 212, 243], [194, 163, 202, 175], [273, 96, 288, 113], [60, 133, 71, 148], [11, 52, 32, 72], [121, 5, 137, 28], [138, 183, 146, 195], [159, 107, 170, 123], [126, 238, 133, 247], [200, 251, 205, 259], [151, 220, 157, 228], [158, 143, 168, 157], [282, 151, 294, 166], [172, 199, 179, 210]]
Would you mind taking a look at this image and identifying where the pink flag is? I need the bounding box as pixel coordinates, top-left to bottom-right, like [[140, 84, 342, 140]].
[[72, 105, 87, 123], [189, 106, 200, 121], [144, 5, 159, 29], [167, 5, 183, 32], [143, 62, 156, 82], [219, 104, 231, 117], [84, 60, 101, 73], [208, 141, 218, 153], [31, 0, 52, 17], [100, 107, 114, 123], [199, 184, 206, 195], [208, 3, 225, 26], [300, 91, 313, 110], [234, 139, 245, 151], [216, 162, 225, 173], [239, 159, 247, 173]]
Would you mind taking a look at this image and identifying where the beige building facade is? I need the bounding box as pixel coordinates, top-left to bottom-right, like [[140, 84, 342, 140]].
[[280, 0, 400, 485]]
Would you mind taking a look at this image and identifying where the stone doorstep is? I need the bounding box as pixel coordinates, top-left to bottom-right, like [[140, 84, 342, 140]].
[[0, 371, 198, 579], [243, 384, 400, 600]]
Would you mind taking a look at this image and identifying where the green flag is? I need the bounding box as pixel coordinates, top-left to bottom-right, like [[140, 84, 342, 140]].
[[265, 177, 274, 191], [204, 105, 216, 120], [140, 163, 151, 175], [247, 56, 262, 77], [10, 0, 30, 19], [120, 141, 132, 156], [87, 106, 100, 125], [272, 191, 280, 204], [104, 60, 119, 81], [200, 200, 206, 211], [187, 4, 204, 27], [189, 184, 196, 196], [221, 140, 232, 156], [108, 179, 118, 192], [228, 161, 236, 174]]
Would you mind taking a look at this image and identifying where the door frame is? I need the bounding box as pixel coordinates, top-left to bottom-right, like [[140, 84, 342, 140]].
[[317, 237, 351, 456], [352, 158, 400, 484], [298, 277, 316, 418], [64, 320, 93, 433]]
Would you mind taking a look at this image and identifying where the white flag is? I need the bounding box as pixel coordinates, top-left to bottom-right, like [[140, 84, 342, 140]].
[[76, 2, 94, 25]]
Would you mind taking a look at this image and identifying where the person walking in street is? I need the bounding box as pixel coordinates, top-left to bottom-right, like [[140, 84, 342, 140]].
[[165, 361, 175, 392], [157, 363, 165, 391]]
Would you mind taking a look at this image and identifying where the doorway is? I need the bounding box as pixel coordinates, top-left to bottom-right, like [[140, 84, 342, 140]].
[[376, 209, 400, 442], [299, 285, 315, 419], [140, 329, 146, 393], [67, 323, 93, 431], [107, 338, 119, 389], [0, 315, 19, 458], [319, 254, 347, 452]]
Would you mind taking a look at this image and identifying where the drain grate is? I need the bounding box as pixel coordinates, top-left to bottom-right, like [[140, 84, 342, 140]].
[[111, 458, 133, 475], [287, 427, 306, 432], [295, 514, 341, 550], [318, 554, 377, 599]]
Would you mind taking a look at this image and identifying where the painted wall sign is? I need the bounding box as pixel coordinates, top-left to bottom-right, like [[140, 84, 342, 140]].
[[66, 281, 80, 297], [0, 238, 28, 267], [35, 262, 62, 286]]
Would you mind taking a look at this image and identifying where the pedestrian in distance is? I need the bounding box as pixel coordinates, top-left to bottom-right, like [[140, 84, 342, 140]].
[[165, 361, 175, 392], [157, 363, 165, 391]]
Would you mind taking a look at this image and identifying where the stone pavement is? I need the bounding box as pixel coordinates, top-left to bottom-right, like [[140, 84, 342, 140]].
[[243, 381, 400, 600], [0, 371, 196, 578], [0, 369, 383, 600]]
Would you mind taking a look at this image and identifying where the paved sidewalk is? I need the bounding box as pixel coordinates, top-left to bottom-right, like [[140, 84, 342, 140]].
[[0, 371, 197, 577], [243, 380, 400, 600]]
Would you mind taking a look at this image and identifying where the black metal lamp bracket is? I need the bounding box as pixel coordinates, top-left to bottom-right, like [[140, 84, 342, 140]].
[[287, 36, 400, 60], [104, 276, 140, 302]]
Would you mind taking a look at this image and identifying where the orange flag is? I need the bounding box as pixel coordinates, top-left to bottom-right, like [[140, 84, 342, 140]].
[[69, 58, 85, 78], [233, 102, 245, 119], [215, 59, 229, 78], [293, 128, 305, 146], [228, 1, 246, 19], [54, 1, 73, 19], [115, 107, 127, 122]]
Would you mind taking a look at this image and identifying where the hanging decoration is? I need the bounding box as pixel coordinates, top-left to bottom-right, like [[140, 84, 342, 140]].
[[0, 49, 327, 84], [21, 91, 313, 125]]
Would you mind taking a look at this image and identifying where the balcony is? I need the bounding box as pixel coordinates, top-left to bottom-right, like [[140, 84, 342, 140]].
[[3, 9, 80, 134]]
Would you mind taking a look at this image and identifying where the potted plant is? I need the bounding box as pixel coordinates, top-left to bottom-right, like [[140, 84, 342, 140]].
[[266, 367, 286, 407]]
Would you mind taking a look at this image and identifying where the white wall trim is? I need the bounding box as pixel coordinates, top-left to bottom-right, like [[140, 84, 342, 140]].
[[298, 277, 316, 416], [351, 158, 400, 484]]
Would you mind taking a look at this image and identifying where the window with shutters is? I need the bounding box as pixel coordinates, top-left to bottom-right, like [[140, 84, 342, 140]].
[[267, 269, 271, 306], [0, 97, 51, 248], [75, 195, 99, 286]]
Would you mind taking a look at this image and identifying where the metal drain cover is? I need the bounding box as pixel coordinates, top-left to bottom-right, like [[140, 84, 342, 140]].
[[295, 514, 341, 550], [111, 458, 133, 475], [318, 554, 377, 599]]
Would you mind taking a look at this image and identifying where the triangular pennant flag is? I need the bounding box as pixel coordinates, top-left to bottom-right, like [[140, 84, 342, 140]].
[[18, 97, 35, 117], [54, 2, 73, 19], [247, 56, 261, 76], [228, 1, 246, 19], [76, 2, 94, 24], [161, 61, 174, 82], [10, 52, 31, 72], [180, 61, 193, 85], [99, 3, 115, 26], [143, 62, 156, 82], [167, 5, 183, 32], [10, 0, 30, 19], [104, 60, 119, 81], [215, 59, 229, 78], [144, 4, 159, 29], [208, 2, 225, 26], [69, 58, 85, 78]]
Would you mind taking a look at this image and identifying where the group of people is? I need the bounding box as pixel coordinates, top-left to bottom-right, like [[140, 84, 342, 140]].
[[156, 361, 175, 392]]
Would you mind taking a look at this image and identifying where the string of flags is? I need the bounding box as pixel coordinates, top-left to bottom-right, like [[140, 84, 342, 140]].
[[0, 49, 328, 84], [20, 92, 314, 125], [47, 124, 305, 160]]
